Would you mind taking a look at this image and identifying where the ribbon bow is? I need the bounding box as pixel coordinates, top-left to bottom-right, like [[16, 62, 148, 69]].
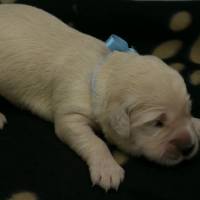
[[106, 34, 137, 53]]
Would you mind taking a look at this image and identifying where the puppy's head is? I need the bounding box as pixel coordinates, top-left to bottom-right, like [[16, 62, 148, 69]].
[[99, 53, 199, 165]]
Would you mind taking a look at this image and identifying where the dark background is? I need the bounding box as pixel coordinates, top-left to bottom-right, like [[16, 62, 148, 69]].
[[0, 1, 200, 200]]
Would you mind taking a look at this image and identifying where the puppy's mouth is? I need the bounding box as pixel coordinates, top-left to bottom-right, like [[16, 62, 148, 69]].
[[161, 150, 183, 166], [159, 141, 199, 166]]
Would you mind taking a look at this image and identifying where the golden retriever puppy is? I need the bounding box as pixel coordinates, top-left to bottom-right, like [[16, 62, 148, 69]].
[[0, 4, 199, 191]]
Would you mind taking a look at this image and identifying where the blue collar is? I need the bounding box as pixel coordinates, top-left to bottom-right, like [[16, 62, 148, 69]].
[[106, 34, 137, 53], [91, 34, 137, 95]]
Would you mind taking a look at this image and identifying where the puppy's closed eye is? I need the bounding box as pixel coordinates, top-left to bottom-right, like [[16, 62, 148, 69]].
[[142, 119, 165, 131], [131, 110, 166, 128], [153, 120, 164, 128]]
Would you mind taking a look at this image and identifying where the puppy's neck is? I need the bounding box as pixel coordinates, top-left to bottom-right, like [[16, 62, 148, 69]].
[[90, 53, 112, 118], [91, 52, 133, 119]]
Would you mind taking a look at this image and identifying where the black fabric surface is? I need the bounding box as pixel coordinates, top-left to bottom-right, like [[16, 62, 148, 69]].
[[0, 1, 200, 200]]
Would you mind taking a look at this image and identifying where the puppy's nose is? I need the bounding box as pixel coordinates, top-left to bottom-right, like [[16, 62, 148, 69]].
[[170, 131, 194, 157]]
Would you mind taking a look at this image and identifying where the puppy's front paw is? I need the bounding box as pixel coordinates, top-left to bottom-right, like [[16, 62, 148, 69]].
[[89, 158, 125, 191], [0, 113, 7, 130]]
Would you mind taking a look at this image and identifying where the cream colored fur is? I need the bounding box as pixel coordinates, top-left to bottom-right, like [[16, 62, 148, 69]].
[[0, 4, 200, 191]]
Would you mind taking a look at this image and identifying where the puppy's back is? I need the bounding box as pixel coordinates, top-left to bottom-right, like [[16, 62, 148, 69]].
[[0, 5, 79, 119], [0, 4, 69, 119], [0, 4, 108, 120]]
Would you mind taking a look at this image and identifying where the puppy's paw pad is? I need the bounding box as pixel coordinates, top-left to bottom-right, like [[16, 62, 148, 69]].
[[0, 113, 7, 130], [89, 158, 125, 191]]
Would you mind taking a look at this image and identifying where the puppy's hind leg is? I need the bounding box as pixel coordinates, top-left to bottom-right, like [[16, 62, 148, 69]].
[[0, 112, 7, 130]]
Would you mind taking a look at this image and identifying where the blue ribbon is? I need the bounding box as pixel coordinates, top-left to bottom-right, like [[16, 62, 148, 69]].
[[106, 34, 137, 53]]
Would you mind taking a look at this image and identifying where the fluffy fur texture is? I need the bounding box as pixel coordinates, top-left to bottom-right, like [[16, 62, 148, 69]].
[[0, 4, 200, 191]]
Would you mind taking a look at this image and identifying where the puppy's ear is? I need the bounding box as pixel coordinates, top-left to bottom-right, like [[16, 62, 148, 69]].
[[109, 106, 130, 138]]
